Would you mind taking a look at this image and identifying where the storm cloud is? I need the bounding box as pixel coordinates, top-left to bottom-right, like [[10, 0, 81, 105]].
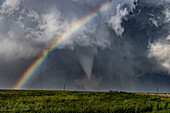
[[0, 0, 170, 92]]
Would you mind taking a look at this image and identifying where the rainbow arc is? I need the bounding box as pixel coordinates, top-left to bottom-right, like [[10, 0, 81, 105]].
[[13, 2, 113, 89]]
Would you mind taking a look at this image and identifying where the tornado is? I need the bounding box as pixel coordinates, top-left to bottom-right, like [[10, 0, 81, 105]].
[[76, 47, 97, 79]]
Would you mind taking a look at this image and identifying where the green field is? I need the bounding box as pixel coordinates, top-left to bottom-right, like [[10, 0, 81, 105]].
[[0, 90, 170, 113]]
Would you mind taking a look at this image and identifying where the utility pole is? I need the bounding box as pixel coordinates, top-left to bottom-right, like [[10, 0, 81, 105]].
[[157, 86, 158, 94], [64, 84, 65, 91]]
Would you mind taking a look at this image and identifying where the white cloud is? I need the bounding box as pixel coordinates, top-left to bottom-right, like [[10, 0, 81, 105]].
[[148, 35, 170, 73], [0, 37, 40, 61], [164, 9, 170, 23], [149, 18, 159, 27], [108, 4, 128, 36], [40, 11, 67, 43], [0, 0, 137, 62], [1, 0, 21, 15]]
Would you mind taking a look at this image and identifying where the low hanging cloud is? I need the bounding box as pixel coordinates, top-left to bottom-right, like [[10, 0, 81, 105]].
[[148, 35, 170, 73], [0, 0, 136, 61]]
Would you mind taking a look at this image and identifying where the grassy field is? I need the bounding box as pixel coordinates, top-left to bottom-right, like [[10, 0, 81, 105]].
[[0, 90, 170, 112]]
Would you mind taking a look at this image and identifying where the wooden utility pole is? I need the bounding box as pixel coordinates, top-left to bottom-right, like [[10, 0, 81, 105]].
[[157, 86, 158, 94]]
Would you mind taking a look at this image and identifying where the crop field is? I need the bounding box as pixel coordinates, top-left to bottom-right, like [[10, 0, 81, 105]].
[[0, 90, 170, 112]]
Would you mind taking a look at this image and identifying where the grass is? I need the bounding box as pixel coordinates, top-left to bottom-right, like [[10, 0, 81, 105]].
[[0, 90, 170, 112]]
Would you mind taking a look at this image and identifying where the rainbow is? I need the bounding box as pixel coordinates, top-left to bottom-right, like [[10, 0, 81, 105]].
[[13, 1, 113, 89]]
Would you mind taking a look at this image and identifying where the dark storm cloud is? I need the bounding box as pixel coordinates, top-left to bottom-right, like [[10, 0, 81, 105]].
[[0, 0, 170, 91]]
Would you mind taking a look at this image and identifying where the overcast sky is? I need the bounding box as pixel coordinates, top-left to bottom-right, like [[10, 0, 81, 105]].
[[0, 0, 170, 92]]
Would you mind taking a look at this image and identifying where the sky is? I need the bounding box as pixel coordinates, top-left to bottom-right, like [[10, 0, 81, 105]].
[[0, 0, 170, 92]]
